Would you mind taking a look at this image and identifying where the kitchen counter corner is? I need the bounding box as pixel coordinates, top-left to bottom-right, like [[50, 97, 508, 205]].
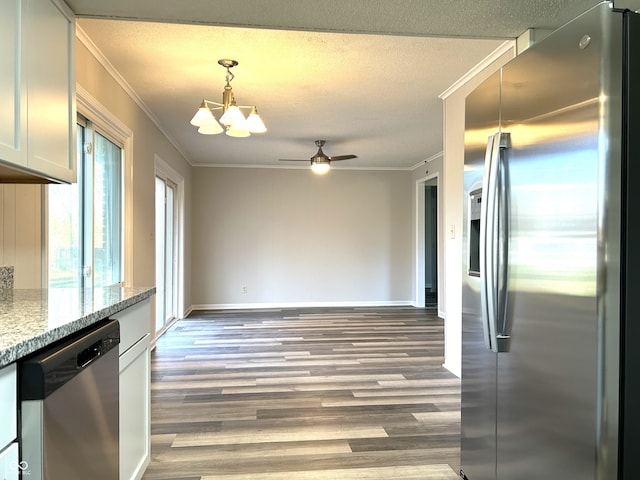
[[0, 286, 155, 367]]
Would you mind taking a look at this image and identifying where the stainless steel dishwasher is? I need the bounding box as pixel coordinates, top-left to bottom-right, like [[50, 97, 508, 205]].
[[20, 319, 120, 480]]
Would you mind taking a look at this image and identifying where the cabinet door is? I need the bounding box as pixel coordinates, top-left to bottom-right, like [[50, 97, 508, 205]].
[[23, 0, 76, 183], [0, 364, 17, 450], [0, 443, 19, 480], [0, 0, 26, 168], [119, 334, 151, 480]]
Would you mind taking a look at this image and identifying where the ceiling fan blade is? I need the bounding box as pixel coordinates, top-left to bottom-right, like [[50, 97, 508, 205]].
[[279, 159, 309, 162], [329, 155, 357, 161]]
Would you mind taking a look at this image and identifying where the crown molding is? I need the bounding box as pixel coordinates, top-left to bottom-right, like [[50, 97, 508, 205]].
[[439, 40, 515, 100], [75, 25, 194, 165]]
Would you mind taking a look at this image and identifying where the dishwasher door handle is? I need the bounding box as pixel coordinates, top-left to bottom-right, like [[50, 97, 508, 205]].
[[77, 339, 103, 368]]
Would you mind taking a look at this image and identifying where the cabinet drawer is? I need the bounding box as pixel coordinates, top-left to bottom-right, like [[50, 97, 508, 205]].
[[0, 364, 17, 449], [111, 298, 151, 355]]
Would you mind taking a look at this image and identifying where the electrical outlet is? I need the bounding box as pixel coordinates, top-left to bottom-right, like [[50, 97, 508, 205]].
[[242, 285, 248, 294]]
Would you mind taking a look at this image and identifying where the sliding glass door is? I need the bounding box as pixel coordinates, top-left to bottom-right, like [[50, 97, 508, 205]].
[[48, 115, 123, 288], [155, 175, 178, 332]]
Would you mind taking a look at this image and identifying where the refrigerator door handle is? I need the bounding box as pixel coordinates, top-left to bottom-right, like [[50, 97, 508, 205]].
[[496, 132, 511, 353], [480, 133, 499, 352], [480, 132, 511, 353]]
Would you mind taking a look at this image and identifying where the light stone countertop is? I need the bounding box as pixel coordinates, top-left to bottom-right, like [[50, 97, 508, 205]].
[[0, 286, 155, 368]]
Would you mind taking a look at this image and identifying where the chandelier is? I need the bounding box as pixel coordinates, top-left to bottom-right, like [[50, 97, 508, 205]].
[[189, 59, 267, 138]]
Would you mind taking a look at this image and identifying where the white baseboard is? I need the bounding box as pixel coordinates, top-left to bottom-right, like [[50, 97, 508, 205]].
[[188, 300, 415, 312]]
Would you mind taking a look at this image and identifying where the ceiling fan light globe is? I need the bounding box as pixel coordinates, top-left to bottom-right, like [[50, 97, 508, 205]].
[[311, 162, 330, 174]]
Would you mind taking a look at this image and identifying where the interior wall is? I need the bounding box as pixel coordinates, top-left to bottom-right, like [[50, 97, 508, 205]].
[[0, 185, 42, 288], [191, 166, 413, 308]]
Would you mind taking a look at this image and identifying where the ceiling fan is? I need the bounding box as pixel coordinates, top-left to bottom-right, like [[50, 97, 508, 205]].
[[280, 140, 357, 174]]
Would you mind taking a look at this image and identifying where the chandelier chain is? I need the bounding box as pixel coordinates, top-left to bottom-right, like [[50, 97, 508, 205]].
[[224, 68, 235, 88]]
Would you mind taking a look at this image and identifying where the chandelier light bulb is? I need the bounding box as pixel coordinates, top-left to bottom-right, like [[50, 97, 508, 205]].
[[245, 106, 267, 133], [198, 118, 223, 135], [219, 103, 246, 127], [226, 119, 251, 137], [190, 100, 215, 127]]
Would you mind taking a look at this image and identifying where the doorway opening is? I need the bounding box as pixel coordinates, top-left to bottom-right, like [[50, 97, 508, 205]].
[[415, 174, 440, 312], [424, 180, 438, 309]]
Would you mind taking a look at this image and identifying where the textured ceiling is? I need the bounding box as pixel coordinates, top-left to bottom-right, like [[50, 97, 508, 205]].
[[68, 0, 606, 169], [68, 0, 604, 38]]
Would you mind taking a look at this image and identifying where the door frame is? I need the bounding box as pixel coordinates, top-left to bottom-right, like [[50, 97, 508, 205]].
[[415, 173, 443, 315], [154, 154, 184, 339]]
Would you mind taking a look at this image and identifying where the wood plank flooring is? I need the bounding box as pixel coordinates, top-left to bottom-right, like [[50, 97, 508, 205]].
[[141, 307, 461, 480]]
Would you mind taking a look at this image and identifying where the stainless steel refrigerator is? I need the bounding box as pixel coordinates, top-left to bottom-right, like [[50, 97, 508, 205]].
[[461, 2, 640, 479]]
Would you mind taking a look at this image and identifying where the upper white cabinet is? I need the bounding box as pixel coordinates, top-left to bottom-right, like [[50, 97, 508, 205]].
[[0, 0, 75, 184], [0, 0, 24, 170]]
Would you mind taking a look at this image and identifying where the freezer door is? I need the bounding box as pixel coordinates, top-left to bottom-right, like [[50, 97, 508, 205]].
[[461, 71, 501, 480], [496, 4, 622, 479]]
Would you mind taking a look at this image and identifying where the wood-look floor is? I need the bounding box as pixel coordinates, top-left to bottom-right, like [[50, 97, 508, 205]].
[[141, 307, 461, 480]]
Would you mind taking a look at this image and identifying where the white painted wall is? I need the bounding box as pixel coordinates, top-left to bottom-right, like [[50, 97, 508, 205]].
[[191, 167, 413, 308], [0, 185, 42, 288]]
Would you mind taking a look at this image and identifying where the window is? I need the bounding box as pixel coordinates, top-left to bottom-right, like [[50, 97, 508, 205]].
[[48, 115, 124, 288]]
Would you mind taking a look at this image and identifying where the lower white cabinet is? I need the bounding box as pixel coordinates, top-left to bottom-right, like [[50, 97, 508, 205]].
[[0, 364, 17, 450], [0, 363, 18, 480], [0, 442, 19, 480], [113, 298, 152, 480], [119, 333, 151, 480]]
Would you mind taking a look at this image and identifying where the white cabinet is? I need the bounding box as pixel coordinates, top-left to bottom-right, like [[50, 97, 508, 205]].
[[0, 364, 18, 480], [0, 0, 24, 170], [119, 333, 151, 480], [113, 298, 152, 480], [0, 364, 17, 450], [23, 0, 76, 183], [0, 443, 19, 480], [0, 0, 75, 183]]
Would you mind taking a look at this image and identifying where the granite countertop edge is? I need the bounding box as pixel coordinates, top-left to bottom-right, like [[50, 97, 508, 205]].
[[0, 287, 155, 368]]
